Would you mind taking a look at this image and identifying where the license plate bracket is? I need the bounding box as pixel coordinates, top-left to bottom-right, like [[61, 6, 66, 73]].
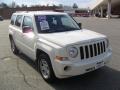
[[95, 61, 104, 69]]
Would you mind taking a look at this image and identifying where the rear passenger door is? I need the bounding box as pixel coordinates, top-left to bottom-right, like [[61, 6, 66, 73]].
[[13, 15, 24, 50], [9, 14, 17, 39]]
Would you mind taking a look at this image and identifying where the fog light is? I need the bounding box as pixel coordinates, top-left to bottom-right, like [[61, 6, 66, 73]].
[[64, 66, 71, 71]]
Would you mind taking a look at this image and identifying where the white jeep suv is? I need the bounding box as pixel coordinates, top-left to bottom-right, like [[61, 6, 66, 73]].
[[9, 11, 112, 82]]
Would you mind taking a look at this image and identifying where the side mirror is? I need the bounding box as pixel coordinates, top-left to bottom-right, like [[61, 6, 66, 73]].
[[78, 23, 82, 29], [22, 26, 32, 33]]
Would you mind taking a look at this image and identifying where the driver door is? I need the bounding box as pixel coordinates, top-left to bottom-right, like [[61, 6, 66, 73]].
[[21, 16, 36, 60]]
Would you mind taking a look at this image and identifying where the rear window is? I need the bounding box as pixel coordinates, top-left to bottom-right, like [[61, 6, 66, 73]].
[[15, 15, 23, 27], [10, 15, 16, 25]]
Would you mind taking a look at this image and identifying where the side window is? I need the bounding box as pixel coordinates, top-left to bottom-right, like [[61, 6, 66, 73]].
[[22, 16, 33, 30], [10, 15, 16, 25], [15, 15, 23, 27]]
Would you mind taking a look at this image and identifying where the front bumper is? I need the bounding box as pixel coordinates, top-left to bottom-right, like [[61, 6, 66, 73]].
[[53, 48, 112, 79]]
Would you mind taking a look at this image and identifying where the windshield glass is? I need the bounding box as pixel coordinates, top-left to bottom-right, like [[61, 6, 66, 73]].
[[35, 14, 80, 33]]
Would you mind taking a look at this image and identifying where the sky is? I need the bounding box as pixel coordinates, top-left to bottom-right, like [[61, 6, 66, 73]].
[[0, 0, 93, 8]]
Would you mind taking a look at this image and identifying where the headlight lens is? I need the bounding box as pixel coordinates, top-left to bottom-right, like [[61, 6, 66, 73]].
[[68, 47, 78, 58]]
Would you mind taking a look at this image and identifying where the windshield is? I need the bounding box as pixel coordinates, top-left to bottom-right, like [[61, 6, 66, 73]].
[[35, 14, 80, 33]]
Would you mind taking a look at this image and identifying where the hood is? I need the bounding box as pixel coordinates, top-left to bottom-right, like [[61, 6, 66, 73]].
[[38, 29, 106, 47]]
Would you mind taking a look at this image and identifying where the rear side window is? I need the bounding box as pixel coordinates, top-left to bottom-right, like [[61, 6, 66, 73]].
[[22, 16, 33, 29], [10, 15, 16, 25], [15, 15, 23, 27]]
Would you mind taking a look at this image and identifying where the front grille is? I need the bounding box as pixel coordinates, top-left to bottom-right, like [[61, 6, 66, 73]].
[[80, 41, 106, 60]]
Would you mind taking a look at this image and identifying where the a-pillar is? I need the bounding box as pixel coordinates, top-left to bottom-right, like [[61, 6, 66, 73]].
[[107, 0, 112, 19]]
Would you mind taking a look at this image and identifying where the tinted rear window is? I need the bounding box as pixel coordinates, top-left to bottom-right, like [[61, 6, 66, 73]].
[[15, 15, 23, 27]]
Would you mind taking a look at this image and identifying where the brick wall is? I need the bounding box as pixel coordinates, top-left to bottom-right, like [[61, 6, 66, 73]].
[[0, 6, 60, 19]]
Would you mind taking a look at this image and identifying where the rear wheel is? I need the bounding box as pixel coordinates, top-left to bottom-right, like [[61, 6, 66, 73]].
[[37, 53, 56, 82], [10, 38, 19, 54]]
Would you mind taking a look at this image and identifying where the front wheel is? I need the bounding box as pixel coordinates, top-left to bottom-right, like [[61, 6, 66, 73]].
[[37, 53, 56, 82]]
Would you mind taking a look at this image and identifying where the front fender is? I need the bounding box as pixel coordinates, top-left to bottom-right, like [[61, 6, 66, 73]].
[[35, 41, 56, 61], [35, 38, 62, 60], [35, 38, 63, 77]]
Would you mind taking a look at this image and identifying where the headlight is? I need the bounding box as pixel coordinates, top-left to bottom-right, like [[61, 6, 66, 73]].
[[68, 47, 78, 58]]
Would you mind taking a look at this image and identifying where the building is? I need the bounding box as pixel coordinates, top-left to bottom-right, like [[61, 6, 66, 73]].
[[89, 0, 120, 18], [56, 6, 90, 17]]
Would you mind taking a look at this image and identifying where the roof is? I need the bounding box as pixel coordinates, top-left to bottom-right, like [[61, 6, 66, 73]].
[[14, 11, 67, 16]]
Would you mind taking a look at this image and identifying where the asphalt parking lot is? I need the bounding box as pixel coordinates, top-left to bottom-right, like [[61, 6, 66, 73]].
[[0, 17, 120, 90]]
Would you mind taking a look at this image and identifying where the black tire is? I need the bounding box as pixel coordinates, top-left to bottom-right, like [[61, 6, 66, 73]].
[[37, 53, 56, 82], [10, 38, 19, 54]]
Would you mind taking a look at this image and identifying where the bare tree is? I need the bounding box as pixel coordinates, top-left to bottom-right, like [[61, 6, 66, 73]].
[[59, 4, 63, 8], [16, 5, 20, 8], [73, 3, 78, 9], [0, 2, 9, 8], [21, 4, 27, 8]]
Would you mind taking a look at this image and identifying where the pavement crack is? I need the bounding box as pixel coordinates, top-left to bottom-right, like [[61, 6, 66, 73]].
[[16, 59, 36, 89], [0, 56, 18, 61], [0, 55, 38, 89]]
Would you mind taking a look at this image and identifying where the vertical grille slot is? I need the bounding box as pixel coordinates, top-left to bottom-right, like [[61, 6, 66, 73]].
[[94, 44, 97, 56], [80, 46, 84, 59], [103, 41, 106, 52], [85, 45, 89, 58], [100, 42, 103, 53], [97, 43, 100, 55], [89, 45, 93, 57]]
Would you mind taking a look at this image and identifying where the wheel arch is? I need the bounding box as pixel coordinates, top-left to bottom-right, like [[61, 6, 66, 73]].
[[35, 42, 56, 63], [36, 49, 50, 60], [36, 48, 57, 82], [9, 34, 13, 40], [36, 48, 57, 74]]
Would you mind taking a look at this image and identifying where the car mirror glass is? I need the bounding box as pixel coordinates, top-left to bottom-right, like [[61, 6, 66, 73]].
[[22, 26, 32, 33]]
